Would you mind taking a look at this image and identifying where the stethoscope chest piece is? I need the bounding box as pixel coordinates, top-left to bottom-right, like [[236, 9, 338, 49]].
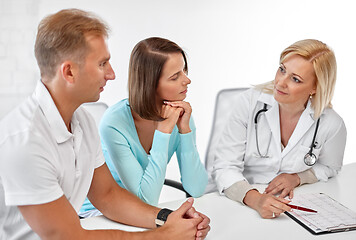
[[304, 152, 317, 166]]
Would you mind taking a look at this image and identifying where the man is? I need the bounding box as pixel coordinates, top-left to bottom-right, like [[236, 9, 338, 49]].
[[0, 8, 210, 240]]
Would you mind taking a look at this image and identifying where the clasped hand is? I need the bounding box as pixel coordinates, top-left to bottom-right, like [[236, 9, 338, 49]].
[[157, 101, 192, 134], [161, 198, 210, 240]]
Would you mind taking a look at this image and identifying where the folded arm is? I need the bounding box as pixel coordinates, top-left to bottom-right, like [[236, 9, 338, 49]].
[[176, 119, 208, 197], [102, 124, 171, 205]]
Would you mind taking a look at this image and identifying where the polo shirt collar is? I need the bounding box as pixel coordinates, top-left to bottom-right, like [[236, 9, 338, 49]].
[[34, 80, 72, 143]]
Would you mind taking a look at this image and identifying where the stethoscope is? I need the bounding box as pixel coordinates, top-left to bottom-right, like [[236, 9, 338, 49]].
[[254, 103, 320, 166]]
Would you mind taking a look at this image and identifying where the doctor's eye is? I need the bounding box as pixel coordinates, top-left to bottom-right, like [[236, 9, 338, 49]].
[[292, 76, 301, 83], [279, 66, 286, 73]]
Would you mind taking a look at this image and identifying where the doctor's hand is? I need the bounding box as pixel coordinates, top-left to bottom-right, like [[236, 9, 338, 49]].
[[264, 173, 301, 199], [243, 189, 292, 219], [157, 103, 184, 134], [163, 101, 192, 134]]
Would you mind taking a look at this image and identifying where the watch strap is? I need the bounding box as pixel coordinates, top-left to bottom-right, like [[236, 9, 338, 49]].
[[155, 208, 173, 227]]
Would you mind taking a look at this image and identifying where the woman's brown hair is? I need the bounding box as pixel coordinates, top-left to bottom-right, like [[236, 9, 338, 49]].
[[128, 37, 188, 120]]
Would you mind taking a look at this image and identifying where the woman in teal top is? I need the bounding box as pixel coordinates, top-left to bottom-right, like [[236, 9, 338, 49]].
[[80, 37, 208, 215]]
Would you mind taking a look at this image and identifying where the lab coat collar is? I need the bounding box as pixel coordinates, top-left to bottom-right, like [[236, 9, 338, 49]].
[[282, 100, 316, 156], [34, 80, 73, 143], [257, 94, 321, 157], [257, 91, 275, 106], [257, 93, 281, 150]]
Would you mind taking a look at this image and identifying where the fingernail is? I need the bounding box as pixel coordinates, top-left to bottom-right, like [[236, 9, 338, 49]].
[[187, 198, 193, 203], [198, 232, 202, 236], [194, 213, 199, 218]]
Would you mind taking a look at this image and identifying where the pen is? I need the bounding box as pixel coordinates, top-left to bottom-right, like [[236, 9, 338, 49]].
[[287, 204, 317, 213]]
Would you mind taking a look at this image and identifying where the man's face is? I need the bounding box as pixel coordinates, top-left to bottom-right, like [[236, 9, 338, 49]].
[[75, 35, 115, 103]]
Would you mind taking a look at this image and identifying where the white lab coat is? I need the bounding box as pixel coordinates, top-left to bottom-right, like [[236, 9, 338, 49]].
[[213, 88, 347, 194]]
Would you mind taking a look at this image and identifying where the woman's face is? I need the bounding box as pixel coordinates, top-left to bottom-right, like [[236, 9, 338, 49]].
[[156, 52, 191, 102], [273, 55, 316, 107]]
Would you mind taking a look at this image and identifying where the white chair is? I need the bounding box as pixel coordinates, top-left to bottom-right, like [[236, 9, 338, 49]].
[[205, 88, 249, 193], [81, 102, 109, 128]]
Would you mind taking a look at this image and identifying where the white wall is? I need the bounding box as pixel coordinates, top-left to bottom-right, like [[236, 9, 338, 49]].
[[0, 0, 39, 117], [1, 0, 355, 188]]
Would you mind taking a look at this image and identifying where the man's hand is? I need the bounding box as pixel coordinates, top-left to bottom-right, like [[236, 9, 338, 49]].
[[160, 198, 210, 240], [184, 199, 211, 240]]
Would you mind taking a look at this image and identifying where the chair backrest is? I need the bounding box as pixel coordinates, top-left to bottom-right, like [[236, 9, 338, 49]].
[[81, 102, 109, 128], [204, 88, 248, 192]]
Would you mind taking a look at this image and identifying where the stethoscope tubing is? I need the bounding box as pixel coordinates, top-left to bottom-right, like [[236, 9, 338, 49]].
[[254, 103, 320, 166]]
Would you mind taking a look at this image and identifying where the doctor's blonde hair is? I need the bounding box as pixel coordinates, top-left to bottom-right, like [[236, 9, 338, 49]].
[[257, 39, 337, 119]]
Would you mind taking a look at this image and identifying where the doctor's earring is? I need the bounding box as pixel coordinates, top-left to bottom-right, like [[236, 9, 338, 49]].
[[309, 93, 313, 99]]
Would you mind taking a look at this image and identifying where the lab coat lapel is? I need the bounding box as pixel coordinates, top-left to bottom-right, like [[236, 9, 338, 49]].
[[264, 99, 281, 150], [282, 102, 315, 157]]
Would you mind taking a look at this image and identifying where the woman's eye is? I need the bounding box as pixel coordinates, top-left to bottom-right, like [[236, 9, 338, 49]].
[[279, 66, 285, 73], [100, 62, 107, 67], [170, 73, 179, 80]]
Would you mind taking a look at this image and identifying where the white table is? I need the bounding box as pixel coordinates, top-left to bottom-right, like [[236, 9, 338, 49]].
[[81, 163, 356, 239]]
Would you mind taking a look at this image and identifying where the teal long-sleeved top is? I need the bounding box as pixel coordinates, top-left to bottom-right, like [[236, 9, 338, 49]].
[[81, 99, 208, 212]]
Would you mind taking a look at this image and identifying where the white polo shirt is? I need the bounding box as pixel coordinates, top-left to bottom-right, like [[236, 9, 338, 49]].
[[0, 81, 105, 240]]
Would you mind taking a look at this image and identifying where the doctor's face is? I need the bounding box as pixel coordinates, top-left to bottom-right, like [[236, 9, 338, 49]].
[[273, 55, 316, 107], [156, 52, 191, 102]]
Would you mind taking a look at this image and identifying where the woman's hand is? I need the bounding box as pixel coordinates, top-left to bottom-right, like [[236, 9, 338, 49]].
[[164, 101, 192, 134], [243, 189, 292, 219], [156, 104, 183, 134], [264, 173, 301, 199]]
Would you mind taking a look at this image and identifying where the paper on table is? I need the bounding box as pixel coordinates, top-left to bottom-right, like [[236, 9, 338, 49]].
[[286, 193, 356, 234]]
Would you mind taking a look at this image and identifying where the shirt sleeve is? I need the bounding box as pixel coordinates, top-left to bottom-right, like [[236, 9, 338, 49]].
[[312, 117, 347, 181], [224, 180, 255, 204], [176, 117, 208, 197], [213, 91, 251, 194], [297, 168, 318, 185], [0, 135, 63, 206], [93, 126, 105, 170], [100, 120, 170, 206]]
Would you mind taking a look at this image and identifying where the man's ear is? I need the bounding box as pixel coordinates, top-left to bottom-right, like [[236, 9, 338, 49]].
[[60, 61, 77, 84]]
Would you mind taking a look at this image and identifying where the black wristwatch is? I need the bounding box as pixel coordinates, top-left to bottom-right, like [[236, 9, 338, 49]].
[[155, 208, 173, 227]]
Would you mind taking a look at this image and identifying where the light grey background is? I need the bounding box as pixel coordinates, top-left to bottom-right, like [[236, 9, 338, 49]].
[[1, 0, 355, 201]]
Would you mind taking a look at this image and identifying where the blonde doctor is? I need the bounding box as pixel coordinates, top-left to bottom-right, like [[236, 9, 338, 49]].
[[212, 39, 347, 219]]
